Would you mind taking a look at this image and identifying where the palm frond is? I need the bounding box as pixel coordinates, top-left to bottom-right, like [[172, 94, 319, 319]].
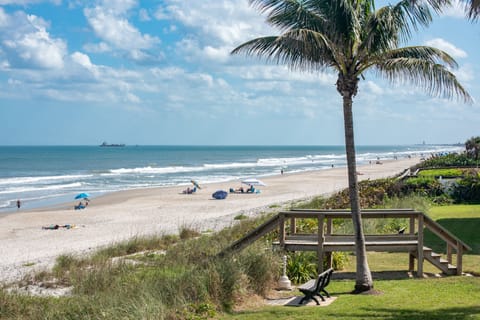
[[357, 6, 401, 58], [231, 30, 340, 72], [375, 57, 472, 103], [264, 0, 326, 32], [361, 46, 458, 73], [385, 46, 457, 67], [468, 0, 480, 20], [390, 0, 432, 40]]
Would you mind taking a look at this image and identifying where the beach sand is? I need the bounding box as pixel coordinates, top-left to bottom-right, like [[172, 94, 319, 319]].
[[0, 157, 419, 283]]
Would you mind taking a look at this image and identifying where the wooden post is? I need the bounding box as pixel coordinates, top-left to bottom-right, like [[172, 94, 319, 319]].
[[317, 214, 325, 273], [279, 213, 285, 248], [409, 216, 415, 235], [289, 217, 296, 235], [326, 218, 332, 236], [456, 241, 463, 275], [409, 253, 415, 272], [417, 213, 424, 277], [326, 252, 333, 269], [447, 244, 453, 264]]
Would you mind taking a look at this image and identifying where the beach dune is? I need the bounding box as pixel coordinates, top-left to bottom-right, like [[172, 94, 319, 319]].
[[0, 157, 419, 283]]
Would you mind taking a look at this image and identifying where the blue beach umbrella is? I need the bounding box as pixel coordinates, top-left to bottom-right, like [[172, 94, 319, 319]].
[[75, 192, 90, 200]]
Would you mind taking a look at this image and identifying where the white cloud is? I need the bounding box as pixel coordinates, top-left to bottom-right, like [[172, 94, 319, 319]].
[[157, 0, 275, 63], [71, 52, 93, 69], [97, 0, 137, 15], [454, 64, 475, 83], [441, 0, 467, 18], [364, 81, 384, 95], [229, 65, 336, 85], [0, 0, 60, 4], [84, 2, 161, 63], [0, 10, 66, 69], [83, 42, 111, 53], [202, 45, 231, 63], [425, 38, 467, 59], [0, 7, 9, 27]]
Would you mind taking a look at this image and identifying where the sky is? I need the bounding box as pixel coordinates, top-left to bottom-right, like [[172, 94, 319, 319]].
[[0, 0, 478, 146]]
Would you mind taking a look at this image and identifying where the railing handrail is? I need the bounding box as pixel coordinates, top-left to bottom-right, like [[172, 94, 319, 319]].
[[282, 209, 471, 252], [219, 214, 280, 255], [422, 214, 472, 251], [281, 209, 420, 219]]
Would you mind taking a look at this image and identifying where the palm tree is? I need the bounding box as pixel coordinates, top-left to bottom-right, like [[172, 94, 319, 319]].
[[467, 0, 480, 20], [465, 136, 480, 160], [232, 0, 471, 292]]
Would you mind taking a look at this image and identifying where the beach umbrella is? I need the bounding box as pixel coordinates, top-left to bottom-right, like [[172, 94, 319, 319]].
[[241, 178, 266, 186], [191, 180, 201, 189], [75, 192, 90, 200]]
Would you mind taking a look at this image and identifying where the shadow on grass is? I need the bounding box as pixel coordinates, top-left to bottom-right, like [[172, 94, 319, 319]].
[[424, 218, 480, 254], [332, 270, 413, 281], [348, 306, 480, 320], [230, 305, 480, 320]]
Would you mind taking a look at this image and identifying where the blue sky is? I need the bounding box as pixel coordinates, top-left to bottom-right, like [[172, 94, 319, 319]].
[[0, 0, 478, 146]]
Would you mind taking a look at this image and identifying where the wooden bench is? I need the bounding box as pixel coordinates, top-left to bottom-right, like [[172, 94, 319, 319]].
[[298, 268, 334, 305]]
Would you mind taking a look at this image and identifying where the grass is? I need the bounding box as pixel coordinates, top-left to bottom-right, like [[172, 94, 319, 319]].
[[234, 214, 248, 220], [417, 168, 464, 178], [222, 277, 480, 319], [426, 204, 480, 275]]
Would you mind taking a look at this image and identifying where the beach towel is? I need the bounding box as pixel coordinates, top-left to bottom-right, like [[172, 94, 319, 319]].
[[42, 224, 76, 230]]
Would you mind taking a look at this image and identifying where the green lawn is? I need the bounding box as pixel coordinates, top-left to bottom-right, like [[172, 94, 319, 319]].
[[224, 277, 480, 320], [220, 204, 480, 319]]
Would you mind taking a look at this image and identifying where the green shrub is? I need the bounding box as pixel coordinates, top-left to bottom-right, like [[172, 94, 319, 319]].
[[403, 177, 444, 197], [417, 153, 477, 168], [330, 252, 349, 270], [451, 171, 480, 203], [286, 252, 317, 284]]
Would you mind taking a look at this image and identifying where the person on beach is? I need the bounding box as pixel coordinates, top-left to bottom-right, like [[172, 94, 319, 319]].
[[16, 199, 21, 209]]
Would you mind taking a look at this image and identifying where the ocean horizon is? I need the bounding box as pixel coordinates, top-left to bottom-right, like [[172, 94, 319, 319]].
[[0, 144, 463, 213]]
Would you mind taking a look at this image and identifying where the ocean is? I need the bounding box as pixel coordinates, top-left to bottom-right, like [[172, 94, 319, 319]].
[[0, 145, 462, 213]]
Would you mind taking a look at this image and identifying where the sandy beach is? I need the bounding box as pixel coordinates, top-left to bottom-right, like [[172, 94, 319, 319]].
[[0, 157, 419, 283]]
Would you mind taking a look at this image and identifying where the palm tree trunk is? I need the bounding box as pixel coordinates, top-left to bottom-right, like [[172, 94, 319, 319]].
[[342, 94, 373, 293]]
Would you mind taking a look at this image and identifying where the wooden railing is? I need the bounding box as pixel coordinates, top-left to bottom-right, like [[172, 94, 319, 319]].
[[221, 209, 471, 276], [219, 214, 280, 255], [278, 209, 470, 275], [422, 213, 471, 274]]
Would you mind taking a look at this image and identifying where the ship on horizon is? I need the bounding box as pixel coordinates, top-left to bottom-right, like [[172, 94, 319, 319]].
[[100, 141, 125, 147]]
